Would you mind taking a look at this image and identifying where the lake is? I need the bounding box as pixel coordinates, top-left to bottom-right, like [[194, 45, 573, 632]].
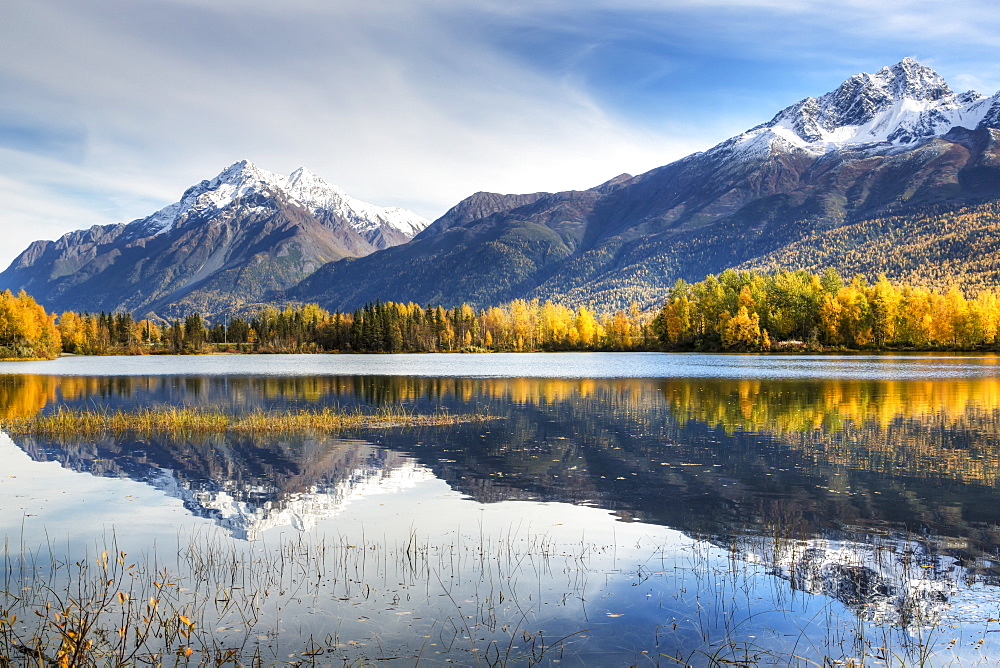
[[2, 353, 1000, 665]]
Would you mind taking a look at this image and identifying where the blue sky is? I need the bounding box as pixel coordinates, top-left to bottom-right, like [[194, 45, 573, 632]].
[[2, 0, 1000, 269]]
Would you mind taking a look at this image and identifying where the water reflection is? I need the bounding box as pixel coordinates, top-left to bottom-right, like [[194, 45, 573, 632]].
[[734, 530, 972, 628], [17, 431, 433, 540], [0, 375, 57, 419], [4, 371, 1000, 639], [7, 371, 1000, 420]]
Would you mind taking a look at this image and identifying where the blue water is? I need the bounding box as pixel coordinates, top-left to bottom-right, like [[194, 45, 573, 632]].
[[3, 353, 1000, 664]]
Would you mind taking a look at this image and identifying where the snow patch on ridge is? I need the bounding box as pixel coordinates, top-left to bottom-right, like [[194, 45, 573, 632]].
[[286, 167, 429, 237], [130, 160, 430, 238]]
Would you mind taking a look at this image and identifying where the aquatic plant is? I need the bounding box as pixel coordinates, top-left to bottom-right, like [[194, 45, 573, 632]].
[[2, 527, 996, 666], [1, 405, 488, 440]]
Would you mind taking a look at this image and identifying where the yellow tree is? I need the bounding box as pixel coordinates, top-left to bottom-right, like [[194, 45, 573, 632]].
[[575, 306, 602, 348], [721, 306, 763, 351], [0, 291, 60, 359], [870, 276, 901, 347], [818, 294, 844, 345], [58, 311, 87, 353], [508, 299, 537, 350]]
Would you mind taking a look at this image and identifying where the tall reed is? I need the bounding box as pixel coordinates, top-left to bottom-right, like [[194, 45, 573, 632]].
[[2, 405, 487, 439]]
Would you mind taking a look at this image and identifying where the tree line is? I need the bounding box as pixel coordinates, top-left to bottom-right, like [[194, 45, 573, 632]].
[[41, 299, 654, 356], [5, 266, 1000, 359]]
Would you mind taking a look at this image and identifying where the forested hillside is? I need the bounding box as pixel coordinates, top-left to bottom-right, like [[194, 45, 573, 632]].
[[743, 202, 1000, 292]]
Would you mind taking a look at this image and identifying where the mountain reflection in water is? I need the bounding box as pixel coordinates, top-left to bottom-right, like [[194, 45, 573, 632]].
[[5, 371, 1000, 633]]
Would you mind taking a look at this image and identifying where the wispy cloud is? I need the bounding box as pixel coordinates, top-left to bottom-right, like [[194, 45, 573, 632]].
[[1, 0, 999, 269]]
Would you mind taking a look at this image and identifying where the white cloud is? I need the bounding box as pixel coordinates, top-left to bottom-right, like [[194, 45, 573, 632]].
[[0, 0, 705, 269]]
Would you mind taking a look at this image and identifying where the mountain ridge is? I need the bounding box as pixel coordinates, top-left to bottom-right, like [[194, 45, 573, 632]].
[[6, 58, 1000, 317], [290, 59, 1000, 312], [0, 162, 430, 318]]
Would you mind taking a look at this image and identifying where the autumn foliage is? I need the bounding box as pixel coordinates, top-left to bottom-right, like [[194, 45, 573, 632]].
[[11, 266, 1000, 359], [652, 268, 1000, 351], [746, 202, 1000, 294], [0, 290, 61, 359], [41, 300, 653, 355]]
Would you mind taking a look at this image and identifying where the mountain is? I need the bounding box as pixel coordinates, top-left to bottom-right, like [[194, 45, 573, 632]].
[[7, 59, 1000, 317], [0, 161, 429, 318], [290, 58, 1000, 311]]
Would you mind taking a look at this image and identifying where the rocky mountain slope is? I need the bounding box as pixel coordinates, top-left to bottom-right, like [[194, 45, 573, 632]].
[[0, 161, 429, 317], [291, 58, 1000, 311]]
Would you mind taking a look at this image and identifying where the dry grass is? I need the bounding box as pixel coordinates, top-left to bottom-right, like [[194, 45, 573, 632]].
[[2, 405, 487, 438]]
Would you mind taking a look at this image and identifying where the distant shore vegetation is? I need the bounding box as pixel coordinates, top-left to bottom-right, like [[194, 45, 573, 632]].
[[51, 298, 656, 356], [2, 268, 1000, 360]]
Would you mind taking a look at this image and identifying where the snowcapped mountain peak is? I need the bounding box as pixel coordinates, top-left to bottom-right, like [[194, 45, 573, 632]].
[[199, 159, 286, 202], [196, 160, 290, 199], [726, 59, 998, 159], [874, 57, 952, 101], [129, 162, 429, 239], [287, 166, 339, 194], [216, 158, 272, 182], [281, 166, 430, 236], [285, 166, 349, 207]]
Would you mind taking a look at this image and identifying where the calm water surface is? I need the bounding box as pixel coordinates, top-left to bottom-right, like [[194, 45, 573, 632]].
[[2, 353, 1000, 665], [2, 351, 999, 379]]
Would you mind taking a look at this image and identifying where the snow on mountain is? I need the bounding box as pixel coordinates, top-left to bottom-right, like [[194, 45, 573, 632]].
[[286, 167, 430, 237], [724, 58, 1000, 159], [132, 160, 430, 238]]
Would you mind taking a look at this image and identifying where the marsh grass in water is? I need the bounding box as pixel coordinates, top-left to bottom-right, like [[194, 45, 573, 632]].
[[2, 528, 997, 667], [0, 530, 613, 667], [1, 406, 488, 439]]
